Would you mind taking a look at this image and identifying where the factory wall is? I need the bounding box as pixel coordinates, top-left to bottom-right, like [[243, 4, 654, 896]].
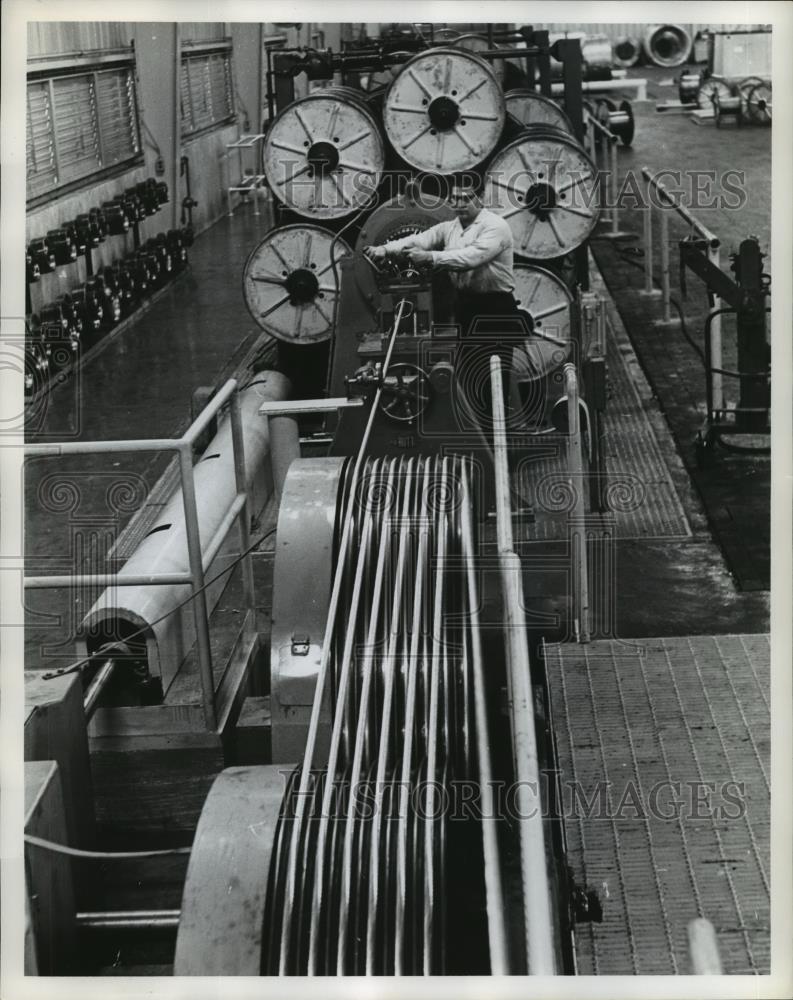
[[25, 20, 273, 314]]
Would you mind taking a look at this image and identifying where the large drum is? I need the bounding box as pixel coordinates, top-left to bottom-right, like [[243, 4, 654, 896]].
[[242, 224, 351, 344], [504, 89, 573, 133], [263, 91, 384, 220], [383, 47, 505, 174], [483, 127, 600, 259]]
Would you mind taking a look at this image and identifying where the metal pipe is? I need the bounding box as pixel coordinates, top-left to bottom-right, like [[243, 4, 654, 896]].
[[171, 24, 181, 232], [336, 463, 394, 972], [268, 415, 301, 502], [25, 572, 193, 589], [658, 207, 673, 325], [642, 167, 720, 247], [82, 659, 116, 720], [307, 482, 376, 974], [182, 379, 238, 444], [229, 391, 255, 617], [365, 458, 415, 974], [459, 462, 509, 973], [564, 363, 590, 643], [707, 244, 724, 413], [609, 138, 621, 237], [489, 357, 557, 974], [178, 443, 217, 732], [24, 380, 239, 460], [489, 358, 514, 556], [423, 461, 448, 973], [258, 396, 365, 416], [76, 909, 180, 931], [25, 438, 183, 457], [640, 171, 659, 298], [199, 494, 247, 574]]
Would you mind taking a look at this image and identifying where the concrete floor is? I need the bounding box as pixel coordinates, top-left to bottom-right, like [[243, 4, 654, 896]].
[[24, 206, 273, 672], [589, 65, 771, 592]]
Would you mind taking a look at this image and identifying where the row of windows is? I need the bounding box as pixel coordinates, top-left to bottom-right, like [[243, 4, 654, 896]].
[[27, 47, 235, 205]]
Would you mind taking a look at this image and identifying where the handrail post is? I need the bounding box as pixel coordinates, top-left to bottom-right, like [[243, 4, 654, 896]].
[[564, 363, 590, 643], [652, 204, 680, 327], [707, 243, 724, 414], [178, 442, 217, 732], [489, 355, 557, 974], [641, 171, 661, 298], [229, 389, 256, 618], [609, 137, 621, 237], [489, 359, 514, 555]]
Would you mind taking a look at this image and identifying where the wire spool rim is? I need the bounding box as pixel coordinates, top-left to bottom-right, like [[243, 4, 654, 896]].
[[483, 130, 600, 259], [383, 46, 506, 174], [613, 35, 641, 68], [263, 91, 384, 220], [696, 76, 732, 110], [241, 224, 351, 344], [450, 32, 507, 87], [745, 82, 772, 124], [504, 88, 574, 134], [642, 23, 693, 68]]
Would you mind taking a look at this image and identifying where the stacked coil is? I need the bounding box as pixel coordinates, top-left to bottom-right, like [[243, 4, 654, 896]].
[[263, 454, 490, 974]]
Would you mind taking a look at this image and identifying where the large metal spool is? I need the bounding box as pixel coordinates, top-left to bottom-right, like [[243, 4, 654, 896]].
[[482, 126, 600, 259], [595, 97, 635, 146], [513, 264, 574, 378], [743, 80, 772, 125], [263, 90, 384, 219], [177, 454, 493, 975], [548, 33, 612, 80], [450, 33, 507, 89], [383, 47, 505, 174], [642, 24, 692, 68], [696, 76, 731, 111], [580, 36, 613, 80], [613, 36, 641, 69], [504, 89, 573, 134], [242, 224, 350, 344]]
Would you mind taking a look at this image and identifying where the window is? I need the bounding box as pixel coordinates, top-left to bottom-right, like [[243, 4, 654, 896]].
[[26, 63, 142, 203], [180, 46, 235, 138]]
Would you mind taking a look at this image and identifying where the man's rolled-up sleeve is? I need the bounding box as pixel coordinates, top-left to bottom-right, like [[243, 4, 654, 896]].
[[430, 222, 506, 271]]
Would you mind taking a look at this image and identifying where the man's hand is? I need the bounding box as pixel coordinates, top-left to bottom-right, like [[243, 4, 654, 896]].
[[363, 245, 387, 263], [407, 248, 433, 267]]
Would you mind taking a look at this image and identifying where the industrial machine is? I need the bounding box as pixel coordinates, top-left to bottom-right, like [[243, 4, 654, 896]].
[[679, 235, 771, 464], [676, 28, 771, 125], [24, 31, 611, 978]]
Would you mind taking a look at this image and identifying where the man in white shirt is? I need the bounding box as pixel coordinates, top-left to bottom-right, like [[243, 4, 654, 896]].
[[364, 185, 527, 436]]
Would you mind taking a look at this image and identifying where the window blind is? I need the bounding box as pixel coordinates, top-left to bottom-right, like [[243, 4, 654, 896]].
[[180, 48, 234, 137], [26, 62, 141, 203]]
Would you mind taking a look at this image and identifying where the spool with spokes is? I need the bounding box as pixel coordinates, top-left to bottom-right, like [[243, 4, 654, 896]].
[[383, 48, 505, 174], [242, 224, 351, 343], [483, 127, 600, 259]]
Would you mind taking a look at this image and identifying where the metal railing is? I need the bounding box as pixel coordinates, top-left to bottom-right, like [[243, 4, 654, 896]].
[[641, 167, 724, 412], [24, 378, 254, 732], [563, 363, 591, 643], [490, 355, 557, 974], [585, 112, 630, 240]]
